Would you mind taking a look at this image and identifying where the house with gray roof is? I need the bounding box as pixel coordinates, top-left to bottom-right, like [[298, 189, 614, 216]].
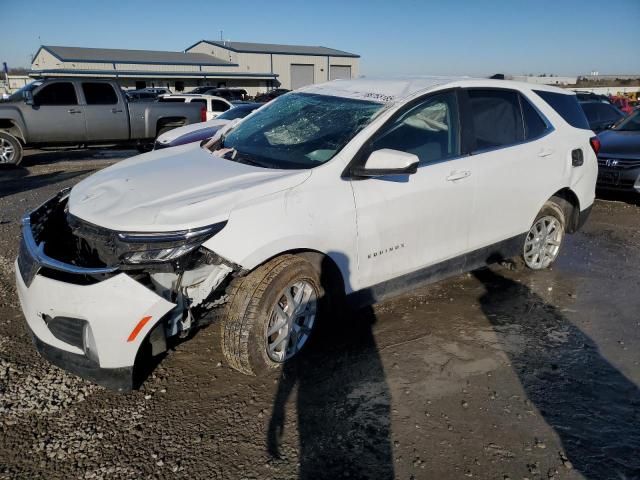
[[29, 40, 360, 95]]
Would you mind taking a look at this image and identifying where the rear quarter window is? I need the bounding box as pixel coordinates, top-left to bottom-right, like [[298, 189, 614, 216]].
[[533, 90, 590, 130]]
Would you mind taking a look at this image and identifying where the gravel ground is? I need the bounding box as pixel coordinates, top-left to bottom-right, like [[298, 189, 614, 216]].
[[0, 149, 639, 480]]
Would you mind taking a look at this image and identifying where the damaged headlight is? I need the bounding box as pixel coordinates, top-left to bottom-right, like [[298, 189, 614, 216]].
[[117, 222, 227, 265]]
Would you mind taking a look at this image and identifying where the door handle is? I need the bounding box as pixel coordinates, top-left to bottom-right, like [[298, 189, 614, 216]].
[[111, 108, 123, 113], [446, 170, 471, 182], [538, 148, 554, 157], [67, 109, 82, 114]]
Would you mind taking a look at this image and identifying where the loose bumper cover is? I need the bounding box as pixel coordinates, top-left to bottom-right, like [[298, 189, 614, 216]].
[[15, 258, 175, 391]]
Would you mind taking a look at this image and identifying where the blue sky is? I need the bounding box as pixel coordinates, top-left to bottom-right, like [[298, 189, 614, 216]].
[[1, 0, 638, 76]]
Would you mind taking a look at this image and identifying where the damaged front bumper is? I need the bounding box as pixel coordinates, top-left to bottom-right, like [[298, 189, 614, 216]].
[[15, 189, 236, 391]]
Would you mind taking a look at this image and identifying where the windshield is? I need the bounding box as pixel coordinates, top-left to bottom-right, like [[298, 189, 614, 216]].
[[214, 93, 383, 169], [613, 110, 640, 132], [7, 81, 42, 102]]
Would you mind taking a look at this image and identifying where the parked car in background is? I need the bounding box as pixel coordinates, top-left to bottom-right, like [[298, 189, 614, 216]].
[[190, 87, 248, 101], [139, 87, 172, 96], [610, 96, 634, 115], [574, 92, 610, 103], [0, 78, 205, 165], [595, 109, 640, 193], [158, 94, 233, 120], [254, 88, 290, 103], [15, 78, 597, 390], [125, 90, 159, 102], [154, 102, 262, 149], [188, 86, 217, 95], [579, 101, 625, 133]]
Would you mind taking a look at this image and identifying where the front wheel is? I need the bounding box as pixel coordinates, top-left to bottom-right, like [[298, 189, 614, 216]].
[[522, 201, 566, 270], [219, 255, 323, 375], [0, 132, 23, 166]]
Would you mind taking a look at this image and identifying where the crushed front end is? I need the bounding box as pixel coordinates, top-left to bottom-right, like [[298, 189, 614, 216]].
[[15, 189, 238, 391]]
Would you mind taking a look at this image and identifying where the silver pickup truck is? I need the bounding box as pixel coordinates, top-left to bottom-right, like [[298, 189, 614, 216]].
[[0, 78, 204, 165]]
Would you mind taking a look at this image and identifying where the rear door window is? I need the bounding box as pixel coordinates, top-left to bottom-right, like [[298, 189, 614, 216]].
[[533, 90, 590, 129], [34, 82, 78, 105], [520, 95, 549, 140], [212, 100, 230, 112], [82, 82, 118, 105], [467, 89, 524, 151]]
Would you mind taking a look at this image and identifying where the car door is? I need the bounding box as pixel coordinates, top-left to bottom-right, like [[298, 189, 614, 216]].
[[350, 90, 475, 289], [464, 88, 559, 251], [23, 81, 86, 143], [81, 82, 129, 141]]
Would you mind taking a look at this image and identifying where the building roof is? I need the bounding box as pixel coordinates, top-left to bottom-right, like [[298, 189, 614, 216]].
[[190, 40, 359, 58], [39, 45, 237, 66]]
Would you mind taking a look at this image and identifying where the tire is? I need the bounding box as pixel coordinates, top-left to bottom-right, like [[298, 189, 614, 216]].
[[219, 255, 324, 376], [522, 200, 566, 270], [0, 132, 23, 166]]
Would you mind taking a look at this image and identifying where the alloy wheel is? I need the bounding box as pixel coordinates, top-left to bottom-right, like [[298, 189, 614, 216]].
[[0, 138, 15, 164], [266, 280, 317, 362], [524, 215, 563, 269]]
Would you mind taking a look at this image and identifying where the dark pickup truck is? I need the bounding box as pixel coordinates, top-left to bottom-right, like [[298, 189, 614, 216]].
[[0, 78, 204, 165]]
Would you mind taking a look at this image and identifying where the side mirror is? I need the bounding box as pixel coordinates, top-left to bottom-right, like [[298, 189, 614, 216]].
[[351, 149, 419, 178], [23, 90, 34, 105]]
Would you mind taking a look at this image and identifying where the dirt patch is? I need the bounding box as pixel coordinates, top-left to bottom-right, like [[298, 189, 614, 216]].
[[0, 150, 638, 479]]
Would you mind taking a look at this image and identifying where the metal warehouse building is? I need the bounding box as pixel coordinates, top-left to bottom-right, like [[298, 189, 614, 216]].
[[30, 41, 360, 95]]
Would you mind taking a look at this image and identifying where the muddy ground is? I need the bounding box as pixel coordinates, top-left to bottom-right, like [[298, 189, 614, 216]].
[[0, 149, 638, 480]]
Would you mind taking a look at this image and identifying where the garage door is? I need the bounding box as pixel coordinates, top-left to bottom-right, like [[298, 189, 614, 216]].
[[330, 65, 352, 81], [290, 64, 314, 90]]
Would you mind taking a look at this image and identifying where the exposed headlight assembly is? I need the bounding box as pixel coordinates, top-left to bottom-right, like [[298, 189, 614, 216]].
[[117, 222, 227, 265]]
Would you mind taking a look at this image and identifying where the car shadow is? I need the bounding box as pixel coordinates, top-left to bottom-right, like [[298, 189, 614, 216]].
[[19, 147, 135, 168], [0, 169, 94, 198], [267, 253, 395, 479], [473, 268, 640, 479], [596, 189, 640, 206]]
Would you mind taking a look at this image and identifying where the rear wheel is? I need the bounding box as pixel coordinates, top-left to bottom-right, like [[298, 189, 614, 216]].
[[0, 132, 23, 166], [219, 255, 323, 375], [522, 201, 565, 270]]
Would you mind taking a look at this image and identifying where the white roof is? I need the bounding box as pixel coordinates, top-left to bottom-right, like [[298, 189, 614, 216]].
[[299, 76, 572, 104]]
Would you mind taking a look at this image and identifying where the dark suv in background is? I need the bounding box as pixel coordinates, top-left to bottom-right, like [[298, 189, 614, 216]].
[[580, 101, 625, 132]]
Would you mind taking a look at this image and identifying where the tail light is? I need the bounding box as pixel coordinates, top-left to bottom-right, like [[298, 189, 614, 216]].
[[200, 106, 207, 122], [589, 136, 601, 155]]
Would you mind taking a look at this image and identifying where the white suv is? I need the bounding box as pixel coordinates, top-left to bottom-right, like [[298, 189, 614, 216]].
[[16, 78, 598, 390]]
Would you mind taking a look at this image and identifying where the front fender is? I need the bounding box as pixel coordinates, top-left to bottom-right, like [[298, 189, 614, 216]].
[[0, 106, 28, 142]]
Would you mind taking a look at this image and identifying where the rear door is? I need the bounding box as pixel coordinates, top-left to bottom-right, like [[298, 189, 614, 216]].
[[464, 88, 558, 250], [81, 82, 129, 141], [24, 81, 86, 143]]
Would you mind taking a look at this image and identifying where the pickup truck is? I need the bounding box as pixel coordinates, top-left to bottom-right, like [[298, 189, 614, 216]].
[[0, 78, 205, 165]]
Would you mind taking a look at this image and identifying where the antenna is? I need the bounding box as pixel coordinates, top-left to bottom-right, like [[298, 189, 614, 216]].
[[220, 30, 223, 41]]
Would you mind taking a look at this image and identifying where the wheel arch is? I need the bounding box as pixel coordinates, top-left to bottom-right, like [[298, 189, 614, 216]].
[[247, 248, 348, 303], [154, 117, 190, 138], [549, 187, 581, 233], [0, 119, 26, 143]]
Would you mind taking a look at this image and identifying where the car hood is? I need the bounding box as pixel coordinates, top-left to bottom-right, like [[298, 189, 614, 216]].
[[68, 143, 311, 232], [597, 129, 640, 158], [156, 119, 230, 144]]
